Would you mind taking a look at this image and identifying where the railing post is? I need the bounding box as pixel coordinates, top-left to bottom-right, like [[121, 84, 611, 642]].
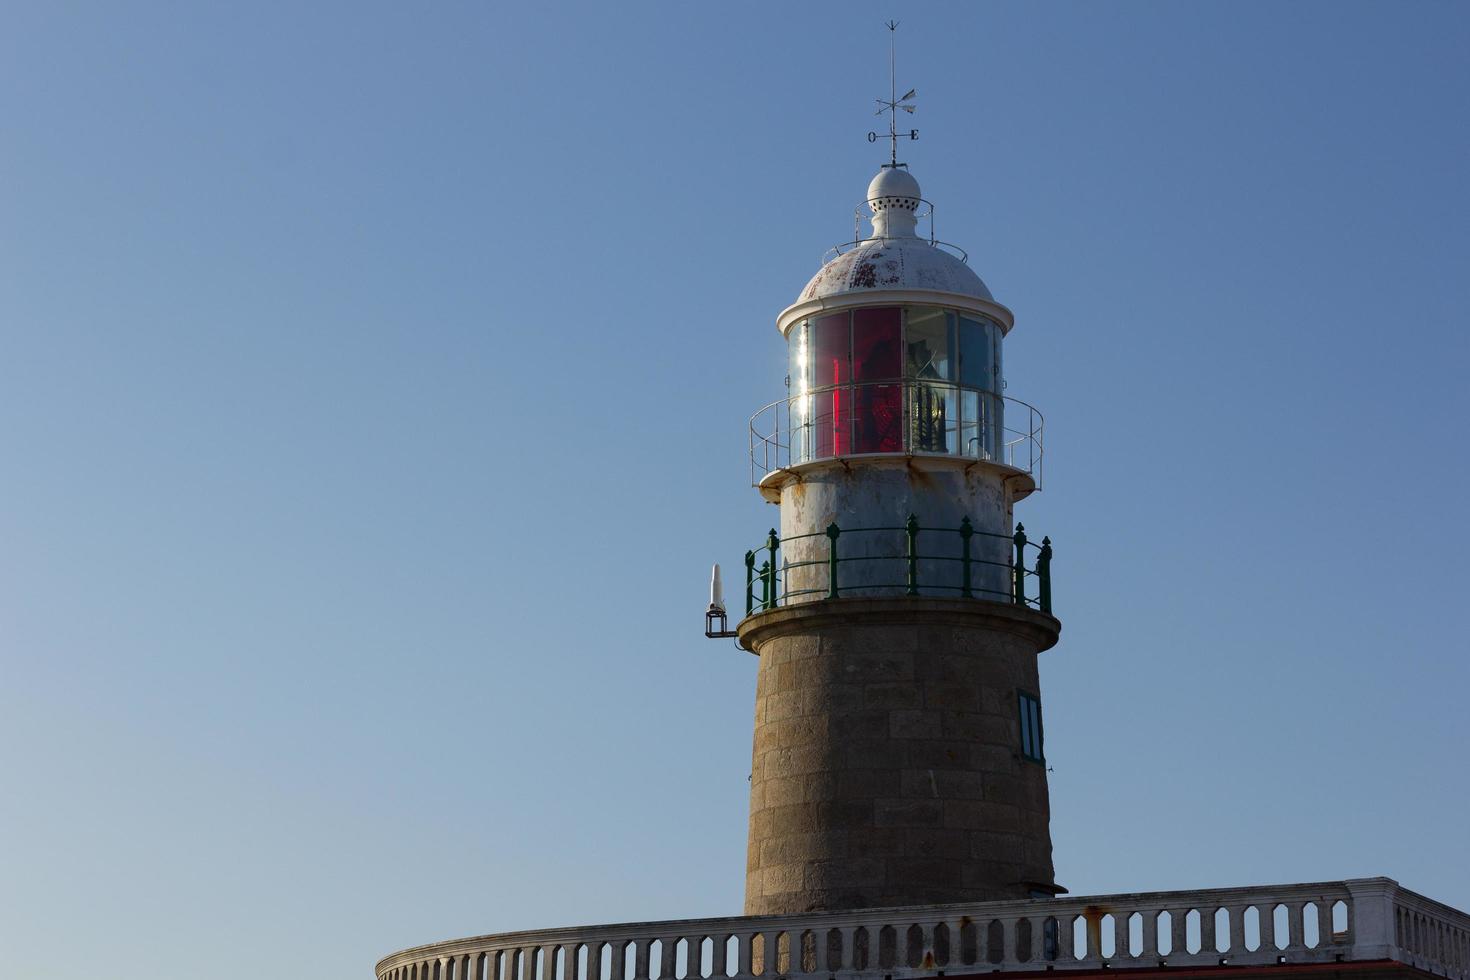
[[765, 529, 780, 609], [826, 522, 841, 599], [1012, 524, 1028, 606], [1038, 536, 1052, 615], [744, 550, 756, 617], [959, 516, 974, 599], [906, 513, 920, 596]]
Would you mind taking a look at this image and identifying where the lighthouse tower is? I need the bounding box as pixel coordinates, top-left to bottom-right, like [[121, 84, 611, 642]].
[[374, 34, 1470, 980], [736, 133, 1061, 914]]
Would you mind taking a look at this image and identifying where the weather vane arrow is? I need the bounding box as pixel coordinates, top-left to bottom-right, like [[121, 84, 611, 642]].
[[867, 20, 917, 168]]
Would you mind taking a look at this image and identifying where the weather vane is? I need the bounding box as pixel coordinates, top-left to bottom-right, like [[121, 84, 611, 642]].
[[868, 20, 917, 168]]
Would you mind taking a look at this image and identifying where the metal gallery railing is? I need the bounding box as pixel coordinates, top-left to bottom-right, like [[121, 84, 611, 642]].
[[749, 381, 1043, 487], [375, 878, 1470, 980], [823, 196, 966, 262], [742, 517, 1052, 617]]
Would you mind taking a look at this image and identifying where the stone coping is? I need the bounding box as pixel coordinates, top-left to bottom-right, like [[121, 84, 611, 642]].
[[737, 597, 1061, 655]]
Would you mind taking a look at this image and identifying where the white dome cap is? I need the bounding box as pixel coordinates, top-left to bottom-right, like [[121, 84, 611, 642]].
[[794, 166, 994, 305], [866, 167, 922, 238], [798, 237, 993, 304]]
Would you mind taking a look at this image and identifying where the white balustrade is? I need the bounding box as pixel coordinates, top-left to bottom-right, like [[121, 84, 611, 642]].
[[378, 879, 1469, 980]]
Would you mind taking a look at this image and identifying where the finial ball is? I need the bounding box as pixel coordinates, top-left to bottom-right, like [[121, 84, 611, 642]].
[[867, 167, 922, 213]]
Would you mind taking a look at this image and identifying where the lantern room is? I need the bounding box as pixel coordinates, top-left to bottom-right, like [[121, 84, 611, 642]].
[[752, 166, 1043, 504], [785, 303, 1007, 463]]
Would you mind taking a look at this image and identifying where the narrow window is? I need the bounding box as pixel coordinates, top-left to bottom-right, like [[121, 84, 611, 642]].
[[1018, 691, 1045, 763]]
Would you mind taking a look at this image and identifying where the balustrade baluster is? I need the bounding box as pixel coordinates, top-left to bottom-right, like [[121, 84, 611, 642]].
[[1113, 913, 1128, 963], [1288, 903, 1304, 951], [735, 933, 753, 980], [1235, 905, 1255, 955], [918, 921, 935, 968], [712, 935, 729, 980], [1218, 907, 1236, 956], [634, 941, 651, 980], [1055, 914, 1075, 963], [1198, 907, 1215, 957], [1000, 917, 1016, 968], [1141, 910, 1157, 959], [760, 931, 775, 979], [838, 927, 855, 972], [1018, 916, 1037, 965], [1170, 910, 1193, 957], [1258, 902, 1276, 953]]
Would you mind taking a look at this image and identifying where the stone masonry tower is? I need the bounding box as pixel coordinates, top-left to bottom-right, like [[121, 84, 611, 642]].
[[736, 156, 1062, 915]]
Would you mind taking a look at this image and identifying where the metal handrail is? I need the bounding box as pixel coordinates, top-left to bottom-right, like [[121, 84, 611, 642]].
[[817, 196, 968, 264], [822, 235, 969, 265], [742, 516, 1053, 618], [749, 381, 1043, 488]]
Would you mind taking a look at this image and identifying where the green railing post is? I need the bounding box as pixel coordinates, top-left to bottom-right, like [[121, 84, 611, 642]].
[[1038, 535, 1053, 615], [825, 522, 841, 599], [765, 528, 780, 609], [906, 513, 920, 596], [744, 550, 756, 616], [959, 516, 974, 598], [1012, 523, 1028, 606], [759, 560, 772, 611]]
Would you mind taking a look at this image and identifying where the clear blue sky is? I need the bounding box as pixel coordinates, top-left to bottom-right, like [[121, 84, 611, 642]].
[[2, 3, 1467, 978]]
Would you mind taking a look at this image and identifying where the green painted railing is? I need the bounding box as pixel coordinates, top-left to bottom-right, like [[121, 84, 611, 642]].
[[743, 516, 1052, 617]]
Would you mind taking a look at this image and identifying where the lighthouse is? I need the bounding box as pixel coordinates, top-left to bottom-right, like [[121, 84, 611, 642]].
[[374, 30, 1470, 980], [735, 91, 1060, 916]]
